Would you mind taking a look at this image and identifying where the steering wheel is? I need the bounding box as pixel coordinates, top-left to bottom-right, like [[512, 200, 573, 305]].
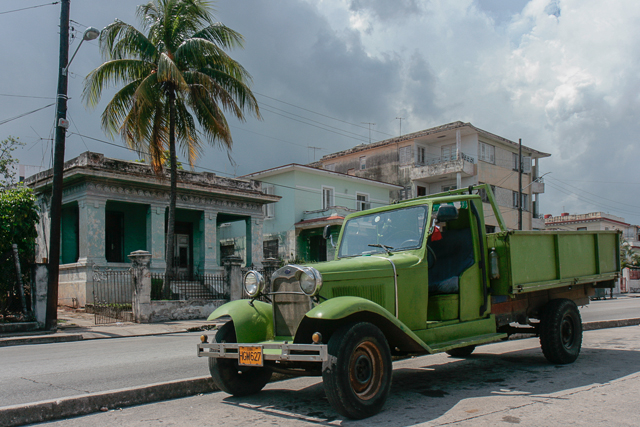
[[426, 245, 437, 269], [387, 230, 417, 248]]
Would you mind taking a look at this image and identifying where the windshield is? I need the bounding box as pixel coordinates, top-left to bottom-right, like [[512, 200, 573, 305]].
[[338, 205, 429, 258]]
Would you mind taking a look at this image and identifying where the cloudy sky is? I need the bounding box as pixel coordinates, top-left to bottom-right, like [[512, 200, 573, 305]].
[[2, 0, 640, 224]]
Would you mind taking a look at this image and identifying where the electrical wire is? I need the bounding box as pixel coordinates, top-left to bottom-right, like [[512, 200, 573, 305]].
[[0, 1, 59, 15], [0, 103, 55, 126]]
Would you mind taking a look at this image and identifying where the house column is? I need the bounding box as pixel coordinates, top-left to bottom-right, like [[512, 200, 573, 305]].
[[456, 129, 462, 189], [201, 209, 218, 273], [77, 197, 106, 266], [147, 203, 166, 272], [245, 216, 264, 268]]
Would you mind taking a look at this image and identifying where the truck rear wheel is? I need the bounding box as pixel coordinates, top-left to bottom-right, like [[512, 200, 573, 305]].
[[208, 321, 272, 396], [322, 322, 392, 419], [446, 345, 476, 358], [539, 299, 583, 364]]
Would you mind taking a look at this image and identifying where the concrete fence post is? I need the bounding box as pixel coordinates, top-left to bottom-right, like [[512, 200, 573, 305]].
[[129, 250, 152, 323], [223, 256, 244, 301]]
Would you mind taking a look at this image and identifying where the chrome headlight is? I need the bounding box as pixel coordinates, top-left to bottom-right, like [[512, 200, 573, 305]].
[[243, 270, 264, 297], [299, 267, 323, 296]]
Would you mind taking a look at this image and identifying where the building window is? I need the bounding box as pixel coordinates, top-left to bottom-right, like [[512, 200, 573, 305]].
[[325, 163, 336, 171], [359, 156, 366, 170], [263, 240, 278, 259], [417, 186, 427, 197], [485, 225, 496, 234], [356, 193, 370, 211], [442, 184, 457, 192], [400, 186, 412, 200], [478, 184, 496, 203], [262, 183, 275, 219], [105, 211, 124, 263], [512, 191, 529, 210], [513, 153, 519, 171], [398, 146, 412, 165], [322, 187, 334, 209], [417, 146, 426, 165], [577, 227, 587, 231], [441, 144, 456, 162], [479, 142, 495, 164]]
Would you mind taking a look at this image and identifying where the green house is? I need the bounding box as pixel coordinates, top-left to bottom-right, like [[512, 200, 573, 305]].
[[26, 152, 279, 307], [219, 164, 401, 263]]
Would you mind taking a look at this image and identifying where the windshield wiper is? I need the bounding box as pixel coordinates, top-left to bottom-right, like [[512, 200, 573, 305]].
[[368, 243, 394, 255]]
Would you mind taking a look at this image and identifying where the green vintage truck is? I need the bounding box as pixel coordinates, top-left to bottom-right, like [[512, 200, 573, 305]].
[[197, 184, 620, 419]]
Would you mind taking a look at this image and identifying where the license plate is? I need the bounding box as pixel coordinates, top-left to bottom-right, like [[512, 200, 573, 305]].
[[238, 346, 263, 367]]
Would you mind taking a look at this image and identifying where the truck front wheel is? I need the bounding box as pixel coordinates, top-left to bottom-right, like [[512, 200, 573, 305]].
[[539, 299, 583, 364], [208, 321, 272, 396], [322, 322, 392, 419]]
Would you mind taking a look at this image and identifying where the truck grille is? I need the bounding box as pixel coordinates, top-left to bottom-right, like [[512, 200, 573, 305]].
[[332, 284, 386, 307], [271, 268, 312, 337]]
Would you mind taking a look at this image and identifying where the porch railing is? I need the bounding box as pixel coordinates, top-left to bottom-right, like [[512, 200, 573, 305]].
[[151, 272, 228, 301]]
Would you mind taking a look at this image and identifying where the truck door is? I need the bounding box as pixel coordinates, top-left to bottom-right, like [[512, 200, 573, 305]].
[[427, 201, 485, 322]]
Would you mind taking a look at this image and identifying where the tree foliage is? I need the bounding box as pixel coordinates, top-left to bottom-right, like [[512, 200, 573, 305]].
[[0, 136, 25, 188], [621, 240, 640, 269], [83, 0, 260, 296], [0, 186, 39, 315]]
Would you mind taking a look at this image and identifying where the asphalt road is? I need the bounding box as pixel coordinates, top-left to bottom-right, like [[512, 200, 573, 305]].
[[0, 297, 637, 409], [579, 296, 640, 322], [42, 325, 640, 426], [0, 332, 210, 407]]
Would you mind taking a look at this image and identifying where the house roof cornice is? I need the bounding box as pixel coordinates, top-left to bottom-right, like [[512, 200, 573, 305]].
[[315, 121, 551, 162]]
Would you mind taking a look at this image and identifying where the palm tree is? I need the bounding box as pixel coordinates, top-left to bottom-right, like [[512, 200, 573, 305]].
[[84, 0, 260, 297]]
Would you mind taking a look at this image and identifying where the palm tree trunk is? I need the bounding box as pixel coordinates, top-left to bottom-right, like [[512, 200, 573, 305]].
[[163, 88, 178, 298]]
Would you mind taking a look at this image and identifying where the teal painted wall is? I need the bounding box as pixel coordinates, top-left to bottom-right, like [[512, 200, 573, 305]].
[[106, 201, 148, 259], [60, 203, 79, 264]]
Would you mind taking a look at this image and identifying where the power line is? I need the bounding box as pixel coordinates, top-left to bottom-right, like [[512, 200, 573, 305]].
[[0, 93, 55, 100], [254, 91, 395, 138], [65, 131, 390, 207], [0, 1, 59, 15], [0, 103, 55, 126]]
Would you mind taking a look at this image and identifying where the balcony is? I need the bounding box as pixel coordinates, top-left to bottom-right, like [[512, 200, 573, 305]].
[[531, 180, 545, 194], [410, 153, 476, 183]]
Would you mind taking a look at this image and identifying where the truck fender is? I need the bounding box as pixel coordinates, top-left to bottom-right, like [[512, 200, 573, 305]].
[[207, 299, 274, 343], [297, 296, 432, 353]]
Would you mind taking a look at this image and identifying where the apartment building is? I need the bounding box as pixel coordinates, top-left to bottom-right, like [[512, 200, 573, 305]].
[[545, 211, 640, 240], [312, 121, 550, 231]]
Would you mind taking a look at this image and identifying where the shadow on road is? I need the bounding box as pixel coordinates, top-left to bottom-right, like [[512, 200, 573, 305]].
[[220, 342, 640, 425]]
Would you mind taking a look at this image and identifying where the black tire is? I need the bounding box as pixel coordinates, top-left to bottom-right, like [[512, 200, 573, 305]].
[[322, 322, 392, 419], [208, 322, 272, 396], [539, 299, 583, 364], [446, 345, 476, 358]]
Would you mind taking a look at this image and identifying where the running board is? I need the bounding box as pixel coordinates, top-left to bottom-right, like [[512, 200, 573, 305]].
[[429, 332, 507, 354]]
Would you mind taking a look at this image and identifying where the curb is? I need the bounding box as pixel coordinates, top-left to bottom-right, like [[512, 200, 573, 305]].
[[0, 334, 83, 347], [583, 318, 640, 330], [0, 376, 218, 427]]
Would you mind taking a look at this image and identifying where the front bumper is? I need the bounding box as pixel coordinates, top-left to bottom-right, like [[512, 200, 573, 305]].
[[197, 342, 328, 363]]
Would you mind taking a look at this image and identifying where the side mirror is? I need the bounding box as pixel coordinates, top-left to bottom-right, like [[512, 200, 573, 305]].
[[323, 224, 332, 240], [323, 224, 336, 248], [436, 205, 459, 223]]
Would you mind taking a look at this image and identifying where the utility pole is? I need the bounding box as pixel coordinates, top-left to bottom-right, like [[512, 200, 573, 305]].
[[518, 138, 523, 231], [361, 122, 375, 144], [395, 117, 404, 137], [47, 0, 70, 330]]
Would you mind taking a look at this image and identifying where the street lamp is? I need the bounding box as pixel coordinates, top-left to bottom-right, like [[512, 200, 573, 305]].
[[46, 0, 99, 330], [62, 27, 100, 76]]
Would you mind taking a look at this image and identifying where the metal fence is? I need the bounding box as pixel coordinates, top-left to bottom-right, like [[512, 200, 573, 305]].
[[150, 272, 228, 301], [93, 266, 134, 324]]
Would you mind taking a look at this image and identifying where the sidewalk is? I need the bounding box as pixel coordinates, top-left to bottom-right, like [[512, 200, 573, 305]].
[[0, 307, 222, 347]]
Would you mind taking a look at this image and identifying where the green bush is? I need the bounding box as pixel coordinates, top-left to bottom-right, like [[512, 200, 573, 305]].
[[0, 186, 39, 315]]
